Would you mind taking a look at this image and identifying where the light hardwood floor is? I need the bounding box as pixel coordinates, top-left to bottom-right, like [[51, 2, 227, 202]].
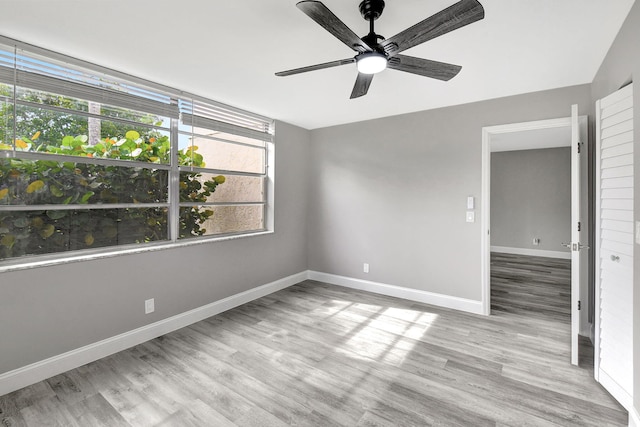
[[0, 253, 628, 426]]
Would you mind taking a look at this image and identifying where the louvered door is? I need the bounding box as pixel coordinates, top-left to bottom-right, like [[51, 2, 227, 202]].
[[595, 83, 634, 410]]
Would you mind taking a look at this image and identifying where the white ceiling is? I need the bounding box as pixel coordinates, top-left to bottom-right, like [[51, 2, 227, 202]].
[[0, 0, 635, 129]]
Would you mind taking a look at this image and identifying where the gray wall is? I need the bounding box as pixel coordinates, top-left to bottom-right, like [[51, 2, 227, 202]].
[[0, 120, 310, 375], [491, 147, 571, 253], [591, 0, 640, 414], [307, 85, 591, 301]]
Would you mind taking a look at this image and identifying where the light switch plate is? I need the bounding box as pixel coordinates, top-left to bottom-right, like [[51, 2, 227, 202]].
[[466, 211, 475, 223], [467, 196, 475, 210]]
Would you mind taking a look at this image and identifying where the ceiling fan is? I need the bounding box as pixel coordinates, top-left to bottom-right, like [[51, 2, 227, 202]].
[[276, 0, 485, 99]]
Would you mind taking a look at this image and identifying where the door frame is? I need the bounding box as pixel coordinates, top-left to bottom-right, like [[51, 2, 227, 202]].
[[480, 116, 587, 316]]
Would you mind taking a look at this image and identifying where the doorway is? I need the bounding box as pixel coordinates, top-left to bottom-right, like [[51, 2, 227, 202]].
[[481, 112, 588, 365]]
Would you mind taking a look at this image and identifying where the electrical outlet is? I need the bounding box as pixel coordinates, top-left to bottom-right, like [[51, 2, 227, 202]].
[[533, 238, 540, 246], [363, 263, 369, 273], [145, 298, 155, 314]]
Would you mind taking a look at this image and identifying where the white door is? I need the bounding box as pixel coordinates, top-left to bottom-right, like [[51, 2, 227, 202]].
[[595, 83, 634, 410], [565, 105, 587, 365], [569, 104, 581, 366]]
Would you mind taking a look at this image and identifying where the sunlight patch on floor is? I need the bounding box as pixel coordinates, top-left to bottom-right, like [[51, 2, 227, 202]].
[[333, 305, 439, 364]]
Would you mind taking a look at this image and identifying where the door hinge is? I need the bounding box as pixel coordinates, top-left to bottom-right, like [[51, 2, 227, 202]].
[[578, 300, 581, 310], [578, 222, 581, 232], [577, 142, 582, 154]]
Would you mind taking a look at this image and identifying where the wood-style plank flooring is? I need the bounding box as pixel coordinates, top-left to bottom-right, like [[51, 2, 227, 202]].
[[0, 253, 628, 426], [491, 252, 571, 322]]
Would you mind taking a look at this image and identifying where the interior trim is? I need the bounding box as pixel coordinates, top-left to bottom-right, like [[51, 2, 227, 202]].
[[490, 246, 571, 260], [0, 270, 307, 396], [0, 230, 274, 274], [598, 369, 634, 414], [630, 406, 640, 427], [481, 114, 589, 320], [308, 271, 484, 315], [0, 268, 523, 397]]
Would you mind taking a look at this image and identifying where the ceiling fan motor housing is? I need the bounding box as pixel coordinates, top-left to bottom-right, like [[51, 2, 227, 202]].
[[361, 32, 385, 50], [359, 0, 385, 21]]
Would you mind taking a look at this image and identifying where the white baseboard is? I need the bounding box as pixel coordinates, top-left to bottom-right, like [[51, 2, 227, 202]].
[[630, 407, 640, 427], [0, 271, 307, 397], [491, 245, 571, 260], [598, 369, 634, 414], [580, 324, 592, 338], [308, 271, 484, 315]]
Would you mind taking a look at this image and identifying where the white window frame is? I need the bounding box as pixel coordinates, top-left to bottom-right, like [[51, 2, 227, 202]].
[[0, 35, 275, 272]]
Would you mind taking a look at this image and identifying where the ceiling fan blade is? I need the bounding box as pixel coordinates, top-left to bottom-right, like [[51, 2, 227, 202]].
[[275, 58, 355, 77], [297, 1, 372, 53], [381, 0, 484, 56], [387, 55, 462, 81], [350, 73, 374, 99]]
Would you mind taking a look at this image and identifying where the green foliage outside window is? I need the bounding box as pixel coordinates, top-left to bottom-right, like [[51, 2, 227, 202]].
[[0, 85, 159, 146], [0, 129, 224, 260]]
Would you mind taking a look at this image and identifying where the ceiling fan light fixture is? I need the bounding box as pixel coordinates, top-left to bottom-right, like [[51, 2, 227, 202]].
[[356, 52, 387, 74]]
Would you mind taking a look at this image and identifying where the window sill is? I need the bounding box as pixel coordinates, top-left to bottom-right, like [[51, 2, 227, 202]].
[[0, 230, 274, 274]]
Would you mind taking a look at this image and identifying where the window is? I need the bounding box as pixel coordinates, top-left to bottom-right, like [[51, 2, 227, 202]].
[[0, 37, 274, 263]]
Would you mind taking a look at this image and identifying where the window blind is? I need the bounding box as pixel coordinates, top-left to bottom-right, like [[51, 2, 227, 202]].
[[0, 44, 179, 119], [179, 99, 274, 143], [0, 38, 274, 142]]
